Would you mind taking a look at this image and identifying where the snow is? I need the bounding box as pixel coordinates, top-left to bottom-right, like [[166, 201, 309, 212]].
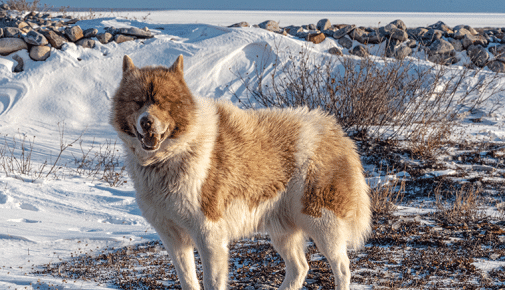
[[0, 10, 505, 289]]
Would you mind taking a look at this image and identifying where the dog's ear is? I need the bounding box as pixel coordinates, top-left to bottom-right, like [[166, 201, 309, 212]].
[[168, 55, 184, 74], [123, 55, 135, 73]]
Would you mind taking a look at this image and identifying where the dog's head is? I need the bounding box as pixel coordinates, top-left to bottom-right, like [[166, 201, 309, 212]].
[[111, 55, 195, 160]]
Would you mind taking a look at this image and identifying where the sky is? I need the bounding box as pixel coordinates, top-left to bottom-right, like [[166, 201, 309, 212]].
[[39, 0, 505, 13]]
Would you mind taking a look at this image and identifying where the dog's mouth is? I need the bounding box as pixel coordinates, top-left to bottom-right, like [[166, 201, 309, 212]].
[[135, 128, 168, 151]]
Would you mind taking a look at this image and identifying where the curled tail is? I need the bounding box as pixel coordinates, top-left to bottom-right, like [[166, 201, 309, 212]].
[[347, 179, 372, 250]]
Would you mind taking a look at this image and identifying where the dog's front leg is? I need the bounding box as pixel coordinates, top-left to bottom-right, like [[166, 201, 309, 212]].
[[195, 233, 229, 290]]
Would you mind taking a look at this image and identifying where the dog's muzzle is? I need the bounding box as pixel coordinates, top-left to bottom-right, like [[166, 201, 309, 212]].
[[135, 114, 167, 151]]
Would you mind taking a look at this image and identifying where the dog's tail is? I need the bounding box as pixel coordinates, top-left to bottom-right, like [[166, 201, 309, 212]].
[[347, 177, 372, 250]]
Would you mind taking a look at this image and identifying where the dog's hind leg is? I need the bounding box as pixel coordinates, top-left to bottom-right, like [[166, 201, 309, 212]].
[[194, 233, 229, 290], [157, 227, 200, 290], [269, 229, 309, 290]]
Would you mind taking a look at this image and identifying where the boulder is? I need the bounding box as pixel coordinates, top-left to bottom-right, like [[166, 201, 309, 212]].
[[487, 60, 505, 73], [0, 38, 28, 55], [333, 25, 355, 39], [114, 34, 135, 43], [328, 46, 342, 56], [489, 44, 505, 56], [407, 27, 428, 40], [428, 39, 455, 56], [306, 32, 325, 44], [453, 28, 472, 40], [4, 27, 21, 38], [454, 25, 478, 35], [406, 39, 417, 48], [316, 19, 331, 31], [12, 54, 23, 72], [76, 38, 95, 48], [350, 45, 369, 57], [467, 45, 490, 67], [24, 30, 48, 46], [349, 27, 367, 43], [385, 38, 400, 57], [0, 28, 3, 38], [428, 21, 452, 34], [29, 45, 51, 61], [449, 39, 463, 51], [1, 3, 9, 9], [96, 32, 113, 44], [43, 30, 67, 49], [461, 34, 488, 49], [338, 36, 353, 49], [389, 19, 407, 30], [65, 25, 83, 42], [116, 27, 153, 38], [228, 22, 249, 28], [307, 24, 316, 30], [428, 52, 458, 65], [390, 28, 408, 41], [258, 20, 279, 32], [83, 28, 98, 38], [394, 46, 412, 60]]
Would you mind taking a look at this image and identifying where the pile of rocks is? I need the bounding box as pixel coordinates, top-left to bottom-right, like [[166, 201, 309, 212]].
[[231, 18, 505, 73], [0, 5, 152, 71]]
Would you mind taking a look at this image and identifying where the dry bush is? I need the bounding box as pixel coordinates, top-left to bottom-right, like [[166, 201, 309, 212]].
[[233, 43, 505, 156], [2, 0, 39, 11], [434, 184, 482, 224], [369, 168, 405, 216]]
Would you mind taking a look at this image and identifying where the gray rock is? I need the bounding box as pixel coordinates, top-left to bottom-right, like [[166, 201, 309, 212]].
[[333, 24, 355, 39], [328, 46, 342, 55], [428, 21, 452, 34], [306, 32, 325, 44], [453, 28, 472, 40], [350, 45, 369, 57], [383, 23, 398, 34], [385, 38, 400, 57], [0, 38, 28, 55], [390, 28, 408, 41], [0, 28, 3, 38], [449, 39, 463, 51], [228, 22, 249, 28], [258, 20, 279, 32], [4, 27, 21, 38], [116, 27, 153, 38], [428, 52, 458, 65], [1, 3, 9, 10], [338, 36, 353, 49], [76, 38, 95, 48], [407, 27, 428, 40], [390, 19, 406, 30], [96, 32, 113, 44], [83, 28, 98, 38], [16, 21, 29, 29], [12, 54, 23, 72], [407, 39, 417, 48], [394, 46, 412, 59], [24, 30, 48, 46], [429, 39, 455, 56], [467, 45, 490, 67], [454, 25, 478, 35], [65, 25, 83, 42], [307, 24, 316, 30], [29, 45, 50, 61], [66, 18, 79, 25], [489, 44, 505, 56], [43, 30, 67, 49], [316, 19, 331, 31], [349, 27, 367, 43], [461, 34, 488, 49], [114, 34, 135, 43], [487, 60, 505, 73]]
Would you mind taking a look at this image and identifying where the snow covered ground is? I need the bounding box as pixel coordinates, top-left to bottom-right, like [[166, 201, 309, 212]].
[[0, 10, 504, 289]]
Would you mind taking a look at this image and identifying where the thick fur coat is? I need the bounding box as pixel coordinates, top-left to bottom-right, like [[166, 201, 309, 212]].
[[110, 55, 371, 290]]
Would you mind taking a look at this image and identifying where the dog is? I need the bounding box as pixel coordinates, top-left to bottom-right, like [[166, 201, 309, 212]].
[[110, 54, 371, 290]]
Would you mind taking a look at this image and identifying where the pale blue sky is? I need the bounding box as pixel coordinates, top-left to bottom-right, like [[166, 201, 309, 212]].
[[40, 0, 505, 12]]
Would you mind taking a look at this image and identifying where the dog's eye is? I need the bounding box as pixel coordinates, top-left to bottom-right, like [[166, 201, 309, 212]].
[[134, 100, 144, 107]]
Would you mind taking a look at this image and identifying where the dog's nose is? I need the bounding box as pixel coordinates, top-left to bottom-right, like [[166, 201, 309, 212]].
[[140, 115, 153, 133]]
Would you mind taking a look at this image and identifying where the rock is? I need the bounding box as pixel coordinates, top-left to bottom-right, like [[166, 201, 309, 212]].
[[390, 19, 406, 30], [467, 45, 490, 67], [421, 29, 443, 46], [258, 20, 279, 32], [66, 18, 79, 25], [24, 30, 48, 46], [394, 46, 412, 59], [489, 44, 505, 56], [76, 38, 95, 48], [29, 45, 51, 61], [428, 52, 458, 65], [307, 24, 317, 30], [316, 19, 331, 31], [333, 24, 355, 39], [328, 46, 342, 56], [462, 34, 488, 49], [65, 25, 83, 42], [114, 34, 135, 43], [0, 38, 28, 55], [385, 38, 400, 57], [429, 39, 455, 56], [454, 25, 478, 35], [16, 21, 29, 29], [487, 60, 505, 73], [338, 36, 353, 49], [407, 27, 428, 40], [116, 27, 153, 38], [428, 21, 452, 34], [0, 3, 9, 10], [43, 30, 67, 49], [390, 28, 408, 41], [407, 39, 417, 48], [83, 28, 98, 38], [453, 28, 472, 40], [306, 32, 325, 44], [0, 28, 3, 38], [4, 27, 22, 38], [350, 45, 369, 57], [12, 54, 23, 72], [449, 39, 463, 51], [96, 32, 113, 44], [228, 22, 249, 28], [349, 27, 367, 43]]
